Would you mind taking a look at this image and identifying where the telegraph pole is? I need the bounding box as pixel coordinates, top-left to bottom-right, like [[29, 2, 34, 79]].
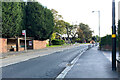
[[112, 0, 116, 71]]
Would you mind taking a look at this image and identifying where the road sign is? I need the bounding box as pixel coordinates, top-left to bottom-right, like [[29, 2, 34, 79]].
[[22, 30, 26, 35]]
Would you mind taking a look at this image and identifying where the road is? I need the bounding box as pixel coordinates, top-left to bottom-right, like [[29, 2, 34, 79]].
[[2, 44, 89, 78]]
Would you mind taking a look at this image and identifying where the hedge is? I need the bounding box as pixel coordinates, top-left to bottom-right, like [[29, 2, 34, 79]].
[[51, 39, 65, 45], [100, 35, 118, 47]]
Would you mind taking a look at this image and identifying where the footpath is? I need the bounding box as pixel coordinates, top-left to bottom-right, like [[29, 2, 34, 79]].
[[0, 43, 87, 67], [64, 46, 120, 79]]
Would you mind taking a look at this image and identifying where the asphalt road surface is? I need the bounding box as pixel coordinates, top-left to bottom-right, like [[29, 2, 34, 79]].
[[2, 44, 88, 78]]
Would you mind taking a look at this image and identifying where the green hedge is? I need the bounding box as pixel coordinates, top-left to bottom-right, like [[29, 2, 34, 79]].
[[100, 35, 118, 47], [51, 39, 65, 45]]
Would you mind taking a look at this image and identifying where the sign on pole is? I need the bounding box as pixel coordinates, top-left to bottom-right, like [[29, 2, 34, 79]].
[[22, 30, 27, 51], [22, 30, 25, 35]]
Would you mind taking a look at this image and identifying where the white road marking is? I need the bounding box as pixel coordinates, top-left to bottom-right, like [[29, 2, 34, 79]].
[[55, 47, 88, 80]]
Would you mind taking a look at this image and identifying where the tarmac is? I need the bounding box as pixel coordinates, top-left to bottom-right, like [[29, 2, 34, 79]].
[[1, 43, 88, 67], [1, 44, 81, 59], [64, 46, 120, 79]]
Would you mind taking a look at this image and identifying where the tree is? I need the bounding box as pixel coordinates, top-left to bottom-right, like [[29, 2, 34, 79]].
[[77, 23, 93, 42], [51, 9, 66, 35], [68, 24, 78, 42], [26, 2, 54, 40], [92, 35, 100, 42], [2, 2, 26, 38], [77, 27, 85, 42]]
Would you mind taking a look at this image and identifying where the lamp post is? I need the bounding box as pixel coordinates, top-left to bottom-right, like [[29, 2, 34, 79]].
[[112, 0, 116, 71], [92, 11, 100, 41]]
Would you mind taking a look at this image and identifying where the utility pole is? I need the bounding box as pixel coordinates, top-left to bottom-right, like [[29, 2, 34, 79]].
[[118, 1, 120, 61], [112, 0, 116, 71]]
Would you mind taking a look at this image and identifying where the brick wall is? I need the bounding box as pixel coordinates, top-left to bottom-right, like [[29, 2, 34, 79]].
[[0, 38, 7, 53], [33, 40, 47, 50]]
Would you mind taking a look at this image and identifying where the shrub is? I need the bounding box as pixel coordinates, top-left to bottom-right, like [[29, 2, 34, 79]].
[[100, 35, 118, 48], [75, 38, 82, 43], [51, 39, 65, 45], [100, 35, 112, 46]]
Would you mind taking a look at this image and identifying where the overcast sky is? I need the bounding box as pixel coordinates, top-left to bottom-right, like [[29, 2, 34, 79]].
[[35, 0, 120, 37]]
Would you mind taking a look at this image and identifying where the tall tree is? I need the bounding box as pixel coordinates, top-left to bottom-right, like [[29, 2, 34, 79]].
[[68, 24, 78, 39], [77, 23, 93, 42], [26, 2, 54, 40], [2, 2, 26, 38], [51, 9, 66, 34]]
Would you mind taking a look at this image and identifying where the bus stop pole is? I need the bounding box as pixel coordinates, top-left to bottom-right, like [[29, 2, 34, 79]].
[[25, 30, 27, 51]]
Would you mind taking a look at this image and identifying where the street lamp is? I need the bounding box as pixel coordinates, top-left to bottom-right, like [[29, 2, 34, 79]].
[[92, 10, 100, 40]]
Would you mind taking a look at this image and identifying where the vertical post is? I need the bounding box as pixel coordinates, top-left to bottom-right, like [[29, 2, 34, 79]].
[[112, 0, 116, 71], [25, 0, 27, 50], [98, 11, 100, 40], [25, 30, 27, 51], [118, 2, 120, 61]]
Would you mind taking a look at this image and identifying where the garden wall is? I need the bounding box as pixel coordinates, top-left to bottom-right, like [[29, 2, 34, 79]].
[[0, 38, 7, 53], [33, 40, 47, 50]]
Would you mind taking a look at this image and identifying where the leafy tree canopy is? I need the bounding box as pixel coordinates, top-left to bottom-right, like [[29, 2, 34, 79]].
[[25, 2, 54, 40], [77, 23, 93, 42], [2, 2, 26, 38]]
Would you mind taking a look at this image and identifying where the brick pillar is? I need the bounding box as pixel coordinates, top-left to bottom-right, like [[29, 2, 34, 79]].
[[0, 38, 7, 53], [16, 38, 20, 51]]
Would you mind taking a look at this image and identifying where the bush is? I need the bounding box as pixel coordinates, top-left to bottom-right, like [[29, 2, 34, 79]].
[[75, 38, 82, 43], [100, 35, 112, 46], [51, 39, 65, 45], [100, 35, 118, 47]]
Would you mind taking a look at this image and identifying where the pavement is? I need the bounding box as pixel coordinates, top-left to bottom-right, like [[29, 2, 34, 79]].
[[64, 46, 120, 79], [103, 51, 119, 62]]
